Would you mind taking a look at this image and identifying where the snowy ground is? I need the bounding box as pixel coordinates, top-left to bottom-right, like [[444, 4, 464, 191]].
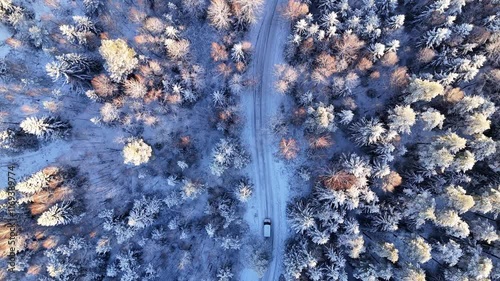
[[241, 0, 291, 280], [0, 23, 12, 59]]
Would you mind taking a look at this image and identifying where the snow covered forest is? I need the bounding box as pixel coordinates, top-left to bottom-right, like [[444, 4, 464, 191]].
[[0, 0, 499, 280]]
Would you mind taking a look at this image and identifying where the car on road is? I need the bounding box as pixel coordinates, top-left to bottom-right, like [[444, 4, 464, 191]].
[[263, 219, 271, 238]]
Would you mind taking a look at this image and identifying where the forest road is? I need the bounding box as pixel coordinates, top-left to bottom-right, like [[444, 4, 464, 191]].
[[246, 0, 290, 280]]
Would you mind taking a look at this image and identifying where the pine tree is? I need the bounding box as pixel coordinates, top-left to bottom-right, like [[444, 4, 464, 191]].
[[436, 132, 467, 153], [470, 219, 499, 243], [443, 185, 474, 214], [421, 27, 451, 48], [472, 186, 500, 218], [16, 170, 50, 194], [233, 0, 264, 26], [403, 189, 436, 228], [99, 39, 139, 82], [388, 105, 416, 134], [377, 242, 399, 263], [235, 180, 253, 202], [83, 0, 102, 15], [370, 43, 386, 61], [470, 134, 496, 161], [46, 53, 100, 84], [287, 200, 316, 234], [451, 150, 476, 172], [405, 78, 444, 104], [20, 116, 71, 140], [38, 202, 73, 226], [396, 264, 426, 281], [463, 113, 491, 135], [207, 0, 232, 30], [127, 197, 161, 229], [387, 14, 405, 29], [404, 237, 432, 264], [164, 39, 190, 60], [181, 179, 204, 200], [306, 102, 336, 133], [100, 102, 120, 123], [216, 267, 233, 281], [123, 139, 152, 166], [123, 78, 147, 99], [419, 108, 445, 131], [181, 0, 207, 16], [349, 118, 386, 146], [434, 240, 462, 266]]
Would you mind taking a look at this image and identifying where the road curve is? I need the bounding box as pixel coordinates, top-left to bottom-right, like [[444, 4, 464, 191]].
[[243, 0, 290, 280]]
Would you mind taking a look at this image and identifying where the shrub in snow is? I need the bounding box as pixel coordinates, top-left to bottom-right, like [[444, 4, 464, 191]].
[[123, 139, 152, 166], [37, 202, 73, 226], [388, 105, 416, 134], [0, 129, 18, 151], [404, 78, 444, 104], [404, 237, 432, 264], [28, 25, 45, 48], [20, 116, 71, 140], [99, 39, 138, 82]]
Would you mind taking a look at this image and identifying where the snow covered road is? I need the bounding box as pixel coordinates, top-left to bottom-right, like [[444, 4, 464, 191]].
[[242, 0, 290, 280]]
